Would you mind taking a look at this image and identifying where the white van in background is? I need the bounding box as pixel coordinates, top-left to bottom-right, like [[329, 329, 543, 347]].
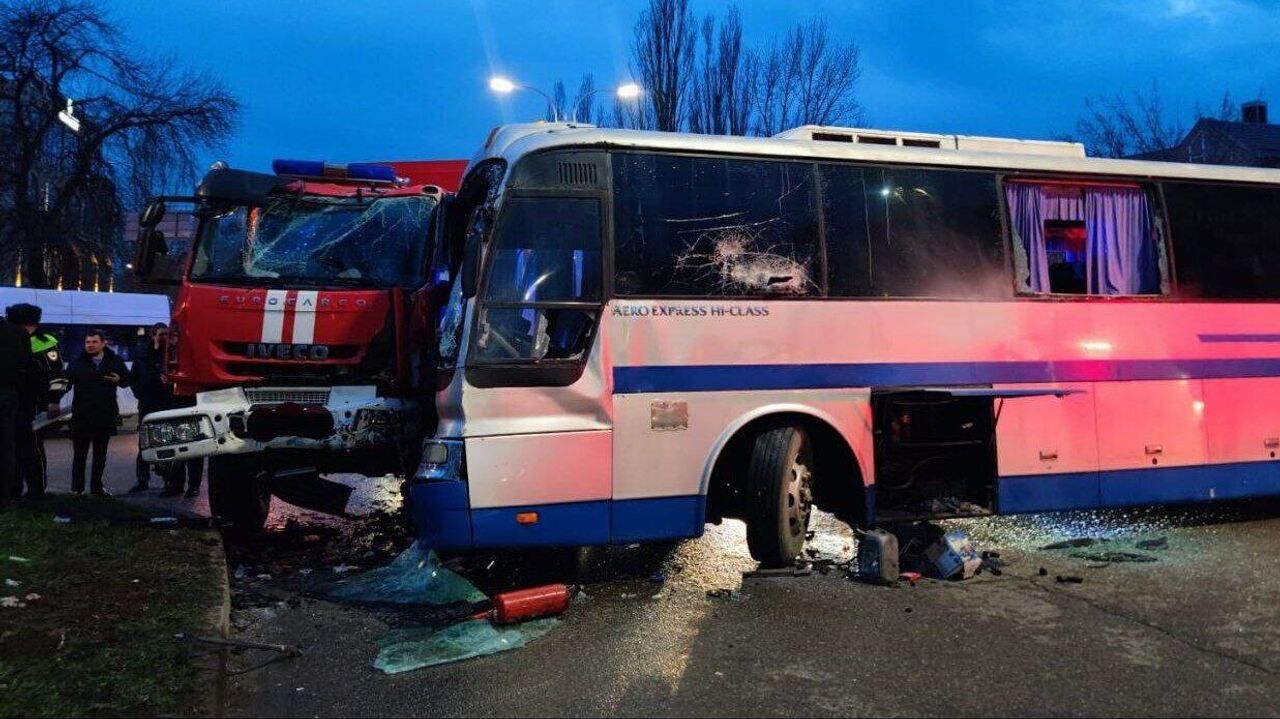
[[0, 288, 171, 429]]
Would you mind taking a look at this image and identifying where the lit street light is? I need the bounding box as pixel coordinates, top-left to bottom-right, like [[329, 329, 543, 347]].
[[489, 76, 643, 123], [488, 76, 557, 120], [570, 82, 643, 122]]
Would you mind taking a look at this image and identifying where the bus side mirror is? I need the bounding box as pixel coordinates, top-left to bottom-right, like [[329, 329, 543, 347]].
[[460, 232, 480, 299]]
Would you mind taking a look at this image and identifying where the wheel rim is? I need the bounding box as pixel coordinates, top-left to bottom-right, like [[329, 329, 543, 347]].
[[785, 438, 814, 538]]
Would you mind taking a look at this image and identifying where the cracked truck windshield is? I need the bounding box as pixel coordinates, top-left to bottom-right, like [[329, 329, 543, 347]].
[[190, 195, 432, 286]]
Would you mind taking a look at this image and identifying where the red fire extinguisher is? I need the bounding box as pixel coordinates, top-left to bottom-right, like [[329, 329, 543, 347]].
[[472, 584, 574, 625]]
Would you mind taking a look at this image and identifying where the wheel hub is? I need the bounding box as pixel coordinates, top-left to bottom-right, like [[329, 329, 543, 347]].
[[786, 458, 813, 536]]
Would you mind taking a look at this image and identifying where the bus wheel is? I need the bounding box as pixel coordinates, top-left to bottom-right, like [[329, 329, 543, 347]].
[[745, 424, 814, 568], [207, 456, 272, 533]]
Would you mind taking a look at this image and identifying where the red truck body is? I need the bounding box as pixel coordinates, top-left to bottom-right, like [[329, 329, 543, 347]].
[[134, 159, 465, 526]]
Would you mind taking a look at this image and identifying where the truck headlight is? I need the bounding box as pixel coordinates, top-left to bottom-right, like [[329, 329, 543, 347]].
[[141, 417, 214, 449]]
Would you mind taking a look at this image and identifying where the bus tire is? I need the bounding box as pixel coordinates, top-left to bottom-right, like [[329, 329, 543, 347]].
[[207, 456, 271, 533], [745, 424, 814, 568]]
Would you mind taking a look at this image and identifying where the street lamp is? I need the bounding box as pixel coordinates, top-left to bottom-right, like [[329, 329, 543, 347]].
[[488, 76, 557, 120], [570, 82, 643, 123]]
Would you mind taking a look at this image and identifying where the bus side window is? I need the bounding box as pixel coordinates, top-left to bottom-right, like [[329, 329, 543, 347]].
[[612, 153, 821, 297], [821, 164, 1008, 299], [1164, 182, 1280, 299]]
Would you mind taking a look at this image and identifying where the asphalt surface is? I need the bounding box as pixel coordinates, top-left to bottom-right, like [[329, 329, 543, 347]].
[[41, 431, 1280, 716]]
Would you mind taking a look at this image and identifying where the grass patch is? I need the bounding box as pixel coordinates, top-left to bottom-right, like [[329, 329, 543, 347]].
[[0, 496, 224, 717]]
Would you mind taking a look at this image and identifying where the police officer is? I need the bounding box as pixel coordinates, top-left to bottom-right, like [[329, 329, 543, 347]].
[[4, 303, 65, 500]]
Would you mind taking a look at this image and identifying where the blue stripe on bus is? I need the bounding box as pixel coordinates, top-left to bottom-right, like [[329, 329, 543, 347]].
[[1198, 334, 1280, 343], [464, 495, 708, 549], [613, 358, 1280, 394], [999, 460, 1280, 514]]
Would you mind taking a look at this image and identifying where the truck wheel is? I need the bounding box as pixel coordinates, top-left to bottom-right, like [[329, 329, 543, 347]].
[[207, 456, 272, 533], [745, 424, 814, 567]]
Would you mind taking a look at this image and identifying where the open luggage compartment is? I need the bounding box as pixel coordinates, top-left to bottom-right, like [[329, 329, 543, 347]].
[[872, 390, 998, 521]]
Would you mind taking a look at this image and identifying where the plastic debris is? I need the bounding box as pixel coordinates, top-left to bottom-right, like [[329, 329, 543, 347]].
[[331, 564, 359, 575], [374, 618, 558, 674], [23, 593, 40, 601], [1, 596, 22, 608], [925, 530, 982, 580], [149, 517, 179, 526], [326, 542, 485, 607], [53, 516, 71, 525], [6, 556, 30, 563], [3, 579, 19, 588], [1135, 537, 1169, 551]]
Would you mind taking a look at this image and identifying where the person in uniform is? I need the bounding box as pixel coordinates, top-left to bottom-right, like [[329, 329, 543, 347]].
[[4, 303, 65, 500]]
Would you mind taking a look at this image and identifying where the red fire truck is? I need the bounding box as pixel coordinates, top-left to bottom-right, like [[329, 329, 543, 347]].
[[133, 159, 464, 529]]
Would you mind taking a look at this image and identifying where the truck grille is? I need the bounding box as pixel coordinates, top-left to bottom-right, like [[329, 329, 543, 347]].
[[243, 388, 331, 405]]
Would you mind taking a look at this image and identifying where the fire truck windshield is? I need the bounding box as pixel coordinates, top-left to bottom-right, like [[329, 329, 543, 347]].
[[189, 194, 433, 287]]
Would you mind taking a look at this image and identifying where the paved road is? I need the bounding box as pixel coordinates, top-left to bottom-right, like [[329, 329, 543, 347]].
[[38, 433, 1280, 715]]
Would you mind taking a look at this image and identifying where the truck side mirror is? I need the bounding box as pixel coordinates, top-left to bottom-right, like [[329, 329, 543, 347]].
[[140, 199, 167, 227], [132, 228, 169, 278]]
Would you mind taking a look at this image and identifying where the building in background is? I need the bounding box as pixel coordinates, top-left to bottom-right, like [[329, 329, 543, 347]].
[[0, 73, 122, 292], [1133, 100, 1280, 168]]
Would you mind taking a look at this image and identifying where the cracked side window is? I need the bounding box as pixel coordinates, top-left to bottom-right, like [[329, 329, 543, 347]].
[[612, 153, 820, 297]]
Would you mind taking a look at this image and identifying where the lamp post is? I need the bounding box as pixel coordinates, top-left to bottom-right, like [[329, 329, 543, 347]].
[[570, 82, 642, 123], [489, 77, 643, 124], [488, 76, 558, 121]]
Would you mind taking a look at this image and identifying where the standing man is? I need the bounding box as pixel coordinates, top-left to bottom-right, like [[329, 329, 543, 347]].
[[0, 314, 31, 508], [5, 303, 67, 500], [65, 330, 130, 496], [129, 323, 168, 493]]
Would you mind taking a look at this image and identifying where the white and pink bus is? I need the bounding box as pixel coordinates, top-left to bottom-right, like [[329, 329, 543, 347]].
[[413, 122, 1280, 566]]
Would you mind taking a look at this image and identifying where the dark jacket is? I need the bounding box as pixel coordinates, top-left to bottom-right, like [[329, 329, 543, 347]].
[[66, 348, 131, 433], [0, 322, 32, 392], [129, 342, 174, 418], [26, 330, 67, 411]]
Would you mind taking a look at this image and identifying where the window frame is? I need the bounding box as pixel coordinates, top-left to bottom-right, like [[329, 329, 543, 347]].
[[1158, 177, 1280, 303], [610, 150, 827, 300], [998, 173, 1175, 302], [465, 184, 610, 388]]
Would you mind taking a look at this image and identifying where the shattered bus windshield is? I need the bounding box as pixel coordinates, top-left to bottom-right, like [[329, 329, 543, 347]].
[[190, 195, 433, 287]]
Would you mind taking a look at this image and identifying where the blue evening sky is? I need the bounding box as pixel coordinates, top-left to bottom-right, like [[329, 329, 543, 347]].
[[114, 0, 1280, 170]]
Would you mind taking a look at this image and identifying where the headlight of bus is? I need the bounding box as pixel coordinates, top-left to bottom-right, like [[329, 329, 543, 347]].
[[140, 417, 214, 449]]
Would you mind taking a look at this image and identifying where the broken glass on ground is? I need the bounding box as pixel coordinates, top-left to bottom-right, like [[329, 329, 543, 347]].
[[374, 618, 559, 674], [322, 542, 565, 672], [325, 542, 485, 607], [1068, 550, 1158, 564]]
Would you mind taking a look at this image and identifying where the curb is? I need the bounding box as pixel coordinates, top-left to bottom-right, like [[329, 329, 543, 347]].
[[195, 527, 231, 718]]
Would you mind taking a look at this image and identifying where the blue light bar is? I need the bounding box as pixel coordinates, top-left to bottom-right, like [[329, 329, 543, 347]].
[[271, 159, 397, 183]]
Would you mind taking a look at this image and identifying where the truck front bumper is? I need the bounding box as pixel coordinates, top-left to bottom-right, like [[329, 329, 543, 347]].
[[139, 386, 413, 465]]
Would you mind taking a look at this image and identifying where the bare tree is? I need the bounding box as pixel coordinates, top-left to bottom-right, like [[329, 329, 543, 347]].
[[752, 19, 862, 136], [1075, 83, 1251, 158], [628, 0, 696, 131], [546, 80, 567, 122], [571, 73, 595, 123], [688, 8, 749, 136], [0, 0, 237, 288], [1075, 82, 1186, 158]]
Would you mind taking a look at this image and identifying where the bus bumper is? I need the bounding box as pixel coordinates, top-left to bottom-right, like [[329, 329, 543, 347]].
[[410, 439, 473, 550], [138, 386, 414, 466]]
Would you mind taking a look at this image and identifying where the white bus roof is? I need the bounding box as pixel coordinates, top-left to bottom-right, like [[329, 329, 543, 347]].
[[473, 122, 1280, 186], [0, 288, 170, 326]]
